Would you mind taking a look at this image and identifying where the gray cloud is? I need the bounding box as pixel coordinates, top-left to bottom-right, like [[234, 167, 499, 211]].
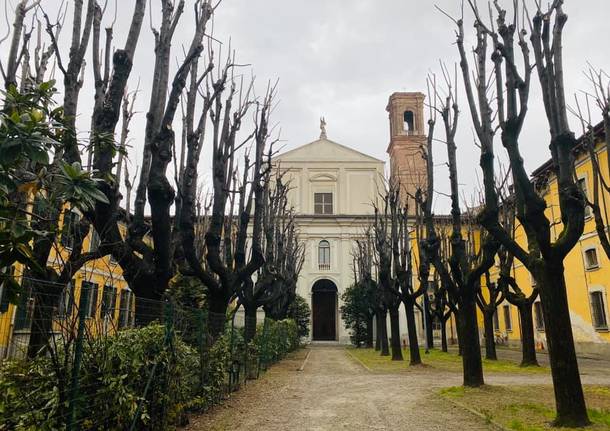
[[7, 0, 610, 212]]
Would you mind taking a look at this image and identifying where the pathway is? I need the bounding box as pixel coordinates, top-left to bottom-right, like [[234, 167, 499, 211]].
[[186, 345, 495, 430]]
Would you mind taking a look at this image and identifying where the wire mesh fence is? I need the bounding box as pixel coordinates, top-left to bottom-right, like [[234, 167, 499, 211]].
[[0, 278, 299, 430]]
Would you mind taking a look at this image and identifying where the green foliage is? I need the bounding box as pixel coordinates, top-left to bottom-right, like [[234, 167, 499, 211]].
[[0, 82, 109, 290], [286, 294, 311, 338], [340, 282, 375, 346], [255, 318, 300, 365], [0, 316, 301, 430]]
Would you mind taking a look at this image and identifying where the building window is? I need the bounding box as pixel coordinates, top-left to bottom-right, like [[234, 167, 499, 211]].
[[314, 193, 333, 215], [101, 285, 117, 319], [81, 281, 99, 319], [58, 279, 76, 318], [534, 301, 545, 331], [578, 177, 592, 218], [403, 110, 415, 134], [89, 228, 101, 252], [590, 290, 608, 330], [493, 310, 500, 331], [584, 247, 600, 270], [318, 240, 331, 270], [61, 210, 81, 249], [119, 289, 134, 328], [503, 304, 512, 331]]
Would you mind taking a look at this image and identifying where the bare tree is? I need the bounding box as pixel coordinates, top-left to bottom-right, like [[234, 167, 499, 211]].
[[350, 233, 377, 348], [421, 72, 498, 387], [446, 0, 588, 424], [477, 272, 503, 360], [373, 183, 404, 361]]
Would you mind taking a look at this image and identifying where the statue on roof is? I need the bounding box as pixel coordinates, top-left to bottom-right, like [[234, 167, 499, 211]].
[[320, 116, 327, 139]]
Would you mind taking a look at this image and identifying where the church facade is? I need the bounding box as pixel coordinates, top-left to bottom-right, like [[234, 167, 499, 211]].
[[272, 125, 384, 343], [271, 92, 429, 343]]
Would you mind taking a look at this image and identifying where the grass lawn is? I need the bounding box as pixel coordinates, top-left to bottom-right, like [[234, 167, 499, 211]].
[[347, 347, 548, 374], [440, 385, 610, 430]]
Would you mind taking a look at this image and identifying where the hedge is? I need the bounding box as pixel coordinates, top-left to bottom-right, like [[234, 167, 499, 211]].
[[0, 318, 300, 430]]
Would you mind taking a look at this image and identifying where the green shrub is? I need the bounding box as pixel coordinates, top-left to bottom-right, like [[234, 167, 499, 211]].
[[287, 295, 311, 339], [0, 318, 300, 430], [255, 319, 299, 365]]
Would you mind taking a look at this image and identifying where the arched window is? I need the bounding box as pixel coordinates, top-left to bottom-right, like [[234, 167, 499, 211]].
[[318, 240, 330, 270], [403, 110, 415, 134]]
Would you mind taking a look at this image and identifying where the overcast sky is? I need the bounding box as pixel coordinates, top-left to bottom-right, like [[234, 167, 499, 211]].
[[5, 0, 610, 213]]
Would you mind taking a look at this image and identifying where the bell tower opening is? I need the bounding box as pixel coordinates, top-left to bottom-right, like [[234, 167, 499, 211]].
[[403, 110, 415, 135]]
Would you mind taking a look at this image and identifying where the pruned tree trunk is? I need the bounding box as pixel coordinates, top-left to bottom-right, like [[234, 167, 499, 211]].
[[538, 264, 587, 426], [459, 295, 484, 387], [440, 318, 448, 353], [379, 310, 389, 356], [366, 315, 374, 348], [483, 311, 497, 361], [374, 313, 381, 351], [388, 306, 403, 361], [518, 303, 538, 367], [405, 300, 421, 365], [244, 304, 257, 344]]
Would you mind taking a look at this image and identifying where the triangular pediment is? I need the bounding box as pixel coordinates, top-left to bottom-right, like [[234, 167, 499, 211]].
[[273, 137, 383, 163]]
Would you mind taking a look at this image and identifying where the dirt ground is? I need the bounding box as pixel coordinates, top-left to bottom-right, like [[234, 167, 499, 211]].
[[184, 345, 610, 431], [185, 345, 503, 430]]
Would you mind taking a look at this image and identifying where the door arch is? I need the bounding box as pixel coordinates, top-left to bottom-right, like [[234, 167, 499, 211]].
[[312, 279, 338, 341]]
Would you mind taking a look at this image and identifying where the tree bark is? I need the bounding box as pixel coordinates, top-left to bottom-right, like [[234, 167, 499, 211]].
[[423, 295, 434, 349], [405, 300, 421, 365], [518, 302, 538, 367], [366, 315, 374, 348], [459, 296, 484, 387], [207, 293, 229, 341], [379, 310, 389, 356], [374, 313, 381, 351], [388, 306, 403, 361], [538, 264, 588, 426], [440, 318, 448, 353], [483, 310, 497, 360], [244, 304, 257, 344], [26, 284, 60, 358], [456, 314, 463, 357]]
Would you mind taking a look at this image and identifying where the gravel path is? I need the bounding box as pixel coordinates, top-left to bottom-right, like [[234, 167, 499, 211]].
[[186, 345, 495, 430]]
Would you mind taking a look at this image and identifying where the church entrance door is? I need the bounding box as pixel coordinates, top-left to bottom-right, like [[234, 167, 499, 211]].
[[312, 279, 337, 341]]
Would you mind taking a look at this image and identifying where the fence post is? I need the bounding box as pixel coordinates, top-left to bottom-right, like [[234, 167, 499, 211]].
[[67, 283, 91, 431]]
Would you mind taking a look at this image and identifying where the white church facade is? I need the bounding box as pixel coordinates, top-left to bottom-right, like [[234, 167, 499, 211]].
[[237, 93, 438, 344], [272, 125, 385, 343]]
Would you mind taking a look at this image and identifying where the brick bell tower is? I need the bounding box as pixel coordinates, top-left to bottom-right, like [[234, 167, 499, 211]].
[[386, 92, 427, 211]]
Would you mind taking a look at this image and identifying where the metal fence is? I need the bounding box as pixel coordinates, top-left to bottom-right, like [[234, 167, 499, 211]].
[[0, 279, 279, 430]]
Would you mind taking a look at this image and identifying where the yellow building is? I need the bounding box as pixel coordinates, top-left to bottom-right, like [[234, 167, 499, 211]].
[[484, 123, 610, 356], [0, 208, 136, 359]]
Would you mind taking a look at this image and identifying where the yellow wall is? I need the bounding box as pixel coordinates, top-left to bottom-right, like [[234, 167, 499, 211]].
[[485, 136, 610, 351], [0, 211, 136, 359], [410, 134, 610, 354]]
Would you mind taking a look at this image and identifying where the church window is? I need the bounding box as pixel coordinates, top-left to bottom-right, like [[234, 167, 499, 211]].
[[403, 110, 415, 134], [314, 193, 333, 215], [318, 240, 331, 270]]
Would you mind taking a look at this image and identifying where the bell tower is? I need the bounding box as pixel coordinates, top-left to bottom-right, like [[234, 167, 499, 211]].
[[386, 92, 427, 210]]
